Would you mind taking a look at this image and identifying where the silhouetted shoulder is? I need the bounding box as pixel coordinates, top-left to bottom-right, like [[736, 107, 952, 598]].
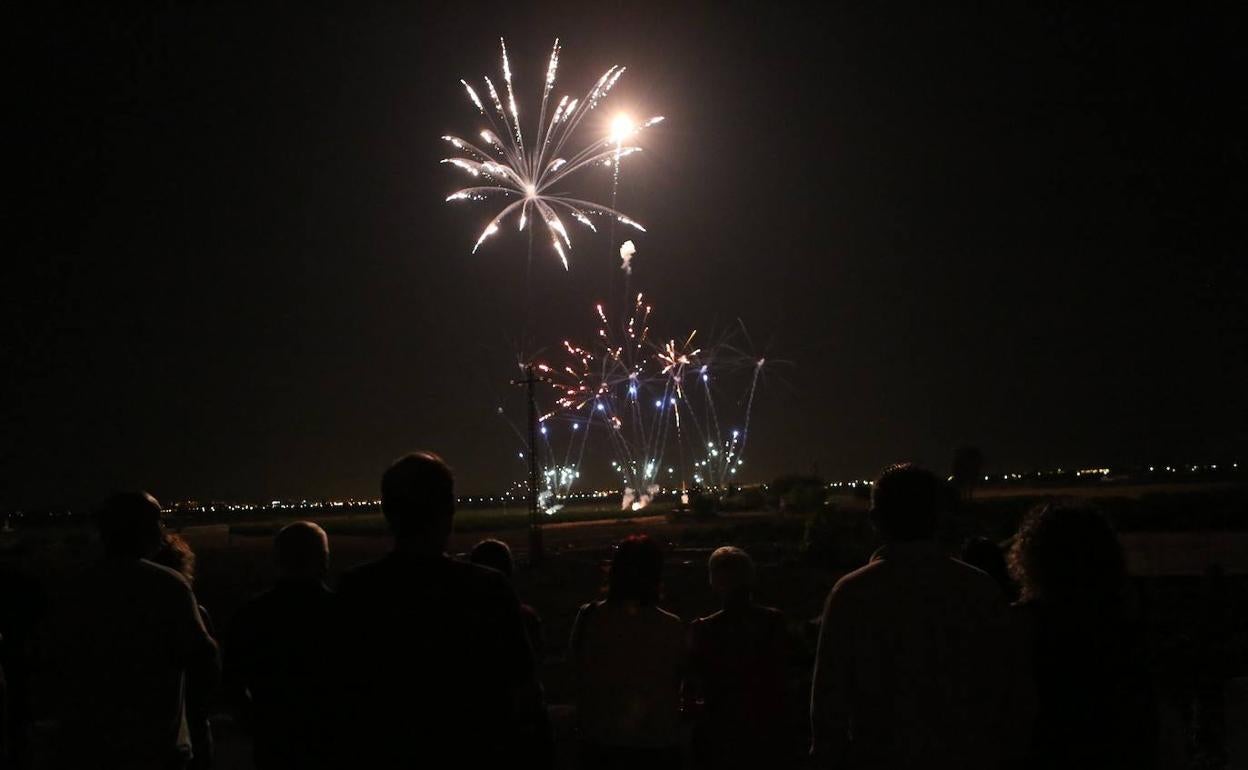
[[833, 551, 1000, 597], [758, 605, 784, 623], [694, 604, 784, 629], [338, 552, 517, 609], [578, 599, 604, 616], [655, 605, 683, 625], [944, 556, 1005, 599], [139, 557, 192, 583], [690, 610, 717, 628], [237, 582, 335, 615], [446, 555, 515, 590], [71, 558, 194, 603], [758, 606, 786, 637], [335, 556, 385, 593], [336, 554, 405, 597], [827, 558, 884, 597]]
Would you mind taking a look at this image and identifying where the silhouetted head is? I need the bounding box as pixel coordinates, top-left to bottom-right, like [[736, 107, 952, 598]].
[[381, 452, 455, 551], [608, 534, 663, 605], [150, 532, 196, 583], [275, 521, 329, 582], [708, 546, 756, 601], [1009, 501, 1126, 606], [870, 463, 942, 542], [470, 538, 514, 578], [961, 536, 1016, 600], [94, 491, 164, 559]]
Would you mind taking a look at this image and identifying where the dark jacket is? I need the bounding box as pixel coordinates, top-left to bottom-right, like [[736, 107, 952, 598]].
[[1015, 599, 1158, 769], [336, 551, 549, 767], [688, 603, 787, 769], [48, 558, 219, 769], [224, 580, 340, 770]]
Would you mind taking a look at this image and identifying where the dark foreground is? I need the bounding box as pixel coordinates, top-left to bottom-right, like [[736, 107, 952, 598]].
[[5, 486, 1248, 769]]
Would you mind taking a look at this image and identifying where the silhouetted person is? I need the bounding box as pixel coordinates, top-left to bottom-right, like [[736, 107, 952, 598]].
[[223, 521, 339, 770], [962, 536, 1018, 602], [0, 565, 44, 768], [337, 452, 549, 768], [810, 464, 1032, 769], [1193, 564, 1231, 761], [47, 492, 219, 770], [686, 546, 788, 770], [1008, 502, 1158, 769], [569, 534, 684, 770], [470, 538, 545, 663], [150, 532, 216, 770], [1, 654, 7, 767]]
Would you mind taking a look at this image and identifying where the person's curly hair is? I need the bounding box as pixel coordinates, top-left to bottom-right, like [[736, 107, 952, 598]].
[[150, 532, 197, 584], [1008, 501, 1126, 606]]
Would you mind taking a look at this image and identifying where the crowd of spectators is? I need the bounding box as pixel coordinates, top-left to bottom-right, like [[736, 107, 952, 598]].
[[0, 454, 1180, 769]]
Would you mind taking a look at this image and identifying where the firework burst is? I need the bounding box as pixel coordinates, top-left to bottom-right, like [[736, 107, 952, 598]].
[[442, 39, 662, 269], [527, 295, 767, 511]]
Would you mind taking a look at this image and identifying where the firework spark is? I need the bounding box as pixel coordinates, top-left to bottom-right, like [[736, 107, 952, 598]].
[[527, 296, 766, 511], [442, 39, 662, 269]]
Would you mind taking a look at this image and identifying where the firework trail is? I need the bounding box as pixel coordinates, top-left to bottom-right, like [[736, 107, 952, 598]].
[[442, 39, 662, 269]]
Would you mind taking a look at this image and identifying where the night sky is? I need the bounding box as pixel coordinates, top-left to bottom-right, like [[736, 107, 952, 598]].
[[7, 2, 1246, 508]]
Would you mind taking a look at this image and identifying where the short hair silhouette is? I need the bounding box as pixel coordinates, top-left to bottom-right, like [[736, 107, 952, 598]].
[[470, 538, 514, 577], [380, 452, 455, 544], [93, 491, 164, 558], [870, 463, 942, 542], [1009, 501, 1126, 605], [608, 534, 663, 604], [275, 521, 329, 580], [708, 545, 755, 596]]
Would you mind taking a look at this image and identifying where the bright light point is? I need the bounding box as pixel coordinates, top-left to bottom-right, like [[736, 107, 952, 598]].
[[609, 114, 636, 144], [524, 183, 536, 199], [655, 400, 662, 408]]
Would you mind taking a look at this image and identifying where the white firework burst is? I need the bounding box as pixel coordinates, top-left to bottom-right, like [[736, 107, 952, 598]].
[[442, 38, 662, 269]]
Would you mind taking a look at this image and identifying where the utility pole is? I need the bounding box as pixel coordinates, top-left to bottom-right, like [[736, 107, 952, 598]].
[[513, 363, 544, 565]]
